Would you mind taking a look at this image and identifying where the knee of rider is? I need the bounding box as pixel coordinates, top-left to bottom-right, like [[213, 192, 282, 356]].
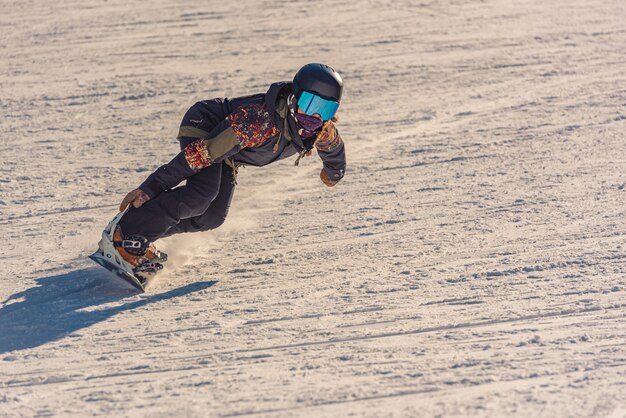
[[203, 214, 227, 231]]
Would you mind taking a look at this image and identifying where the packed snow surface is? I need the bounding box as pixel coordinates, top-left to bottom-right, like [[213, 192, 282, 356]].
[[1, 0, 625, 416]]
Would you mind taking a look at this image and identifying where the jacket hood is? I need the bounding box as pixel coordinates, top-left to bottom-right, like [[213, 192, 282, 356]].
[[265, 82, 292, 121], [264, 81, 308, 151]]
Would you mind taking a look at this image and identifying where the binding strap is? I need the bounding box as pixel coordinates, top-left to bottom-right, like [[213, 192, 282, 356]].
[[113, 235, 150, 256]]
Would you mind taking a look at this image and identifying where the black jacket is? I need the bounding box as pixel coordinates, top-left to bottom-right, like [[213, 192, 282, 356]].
[[140, 82, 346, 198]]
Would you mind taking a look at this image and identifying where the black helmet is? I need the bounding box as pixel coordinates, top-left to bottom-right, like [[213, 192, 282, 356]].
[[292, 63, 343, 103]]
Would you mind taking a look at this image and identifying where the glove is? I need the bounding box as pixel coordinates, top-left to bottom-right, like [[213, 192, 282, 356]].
[[320, 169, 338, 187], [119, 189, 150, 212]]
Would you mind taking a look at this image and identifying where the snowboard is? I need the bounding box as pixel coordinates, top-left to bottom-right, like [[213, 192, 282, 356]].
[[89, 250, 146, 292], [88, 210, 150, 292]]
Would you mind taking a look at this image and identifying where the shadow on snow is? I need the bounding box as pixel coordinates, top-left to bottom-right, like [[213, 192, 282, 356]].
[[0, 268, 217, 354]]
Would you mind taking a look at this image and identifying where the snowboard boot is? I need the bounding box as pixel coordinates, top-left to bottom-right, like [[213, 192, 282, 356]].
[[146, 243, 168, 264], [112, 227, 163, 281]]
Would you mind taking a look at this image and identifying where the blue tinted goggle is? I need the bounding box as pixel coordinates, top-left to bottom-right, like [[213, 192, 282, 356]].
[[297, 91, 340, 121]]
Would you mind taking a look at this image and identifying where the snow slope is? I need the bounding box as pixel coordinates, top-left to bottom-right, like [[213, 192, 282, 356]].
[[1, 0, 625, 416]]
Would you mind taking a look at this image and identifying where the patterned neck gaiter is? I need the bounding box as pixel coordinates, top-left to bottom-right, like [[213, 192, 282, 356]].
[[295, 113, 323, 139]]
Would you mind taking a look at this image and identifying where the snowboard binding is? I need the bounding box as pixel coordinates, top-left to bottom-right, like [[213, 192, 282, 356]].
[[113, 235, 168, 265], [89, 210, 165, 291]]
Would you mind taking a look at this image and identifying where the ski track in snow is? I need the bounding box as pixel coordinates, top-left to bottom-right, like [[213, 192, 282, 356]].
[[1, 0, 626, 416]]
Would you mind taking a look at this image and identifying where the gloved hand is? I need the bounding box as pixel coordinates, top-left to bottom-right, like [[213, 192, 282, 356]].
[[320, 169, 338, 187], [119, 189, 151, 212]]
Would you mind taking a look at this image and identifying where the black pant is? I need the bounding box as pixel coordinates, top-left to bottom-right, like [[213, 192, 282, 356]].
[[118, 162, 235, 242]]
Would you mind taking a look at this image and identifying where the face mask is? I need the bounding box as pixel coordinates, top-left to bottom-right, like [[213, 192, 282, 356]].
[[295, 112, 323, 139]]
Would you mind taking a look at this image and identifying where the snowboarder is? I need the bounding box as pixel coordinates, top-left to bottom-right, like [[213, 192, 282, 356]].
[[99, 63, 346, 281]]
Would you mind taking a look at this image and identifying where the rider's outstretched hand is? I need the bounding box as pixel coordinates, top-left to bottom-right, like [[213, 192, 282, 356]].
[[320, 169, 338, 187]]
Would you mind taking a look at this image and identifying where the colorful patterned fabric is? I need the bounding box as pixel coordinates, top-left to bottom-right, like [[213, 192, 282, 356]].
[[314, 121, 342, 152], [227, 103, 279, 148], [184, 139, 212, 171]]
